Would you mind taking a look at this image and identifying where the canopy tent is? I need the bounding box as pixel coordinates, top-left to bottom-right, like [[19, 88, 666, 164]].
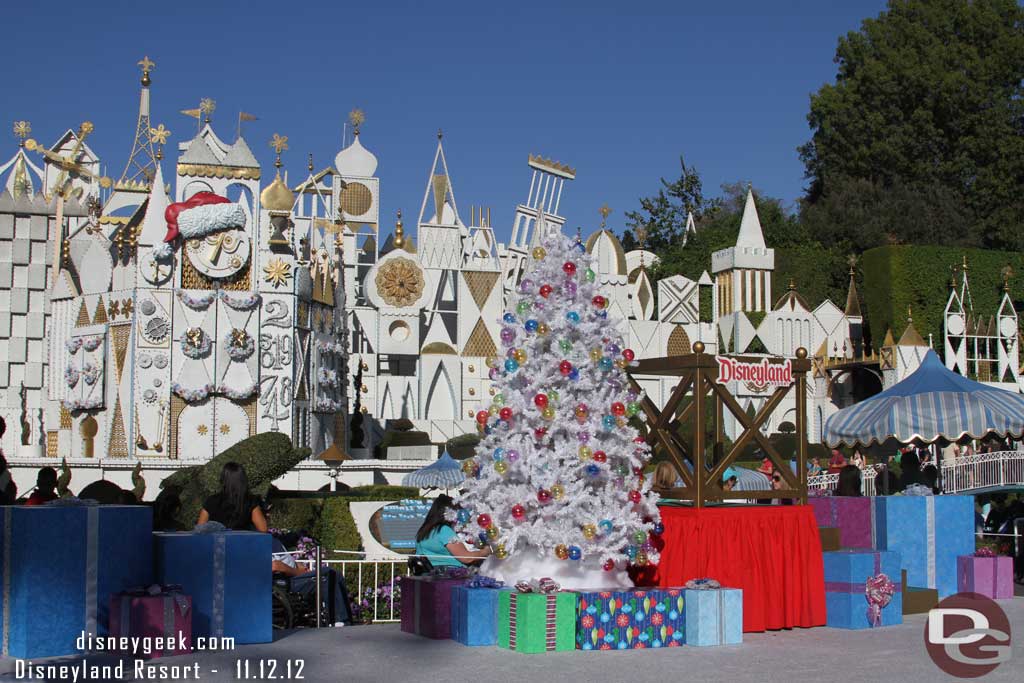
[[823, 350, 1024, 447], [401, 450, 465, 490]]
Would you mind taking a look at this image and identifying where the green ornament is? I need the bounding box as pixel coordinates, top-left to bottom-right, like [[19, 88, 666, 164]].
[[559, 339, 572, 353], [493, 393, 505, 406], [548, 389, 559, 403], [585, 268, 596, 283], [517, 301, 531, 315], [633, 530, 647, 544], [616, 463, 630, 477], [626, 402, 640, 417]]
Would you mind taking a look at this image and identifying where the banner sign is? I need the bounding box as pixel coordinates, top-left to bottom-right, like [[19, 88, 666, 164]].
[[716, 356, 793, 390]]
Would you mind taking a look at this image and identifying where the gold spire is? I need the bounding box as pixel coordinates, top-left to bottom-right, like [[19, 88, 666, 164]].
[[599, 203, 611, 228], [788, 278, 796, 291], [138, 56, 155, 87], [393, 209, 405, 247], [199, 98, 216, 123], [899, 306, 927, 347], [13, 120, 30, 147], [308, 153, 314, 172], [261, 133, 294, 213], [1002, 265, 1014, 292], [349, 109, 365, 136]]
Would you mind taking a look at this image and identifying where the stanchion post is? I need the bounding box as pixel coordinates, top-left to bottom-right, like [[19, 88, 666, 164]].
[[315, 545, 322, 628]]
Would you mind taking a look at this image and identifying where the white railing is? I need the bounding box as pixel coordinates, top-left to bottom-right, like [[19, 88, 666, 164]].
[[298, 558, 408, 623], [808, 450, 1024, 495]]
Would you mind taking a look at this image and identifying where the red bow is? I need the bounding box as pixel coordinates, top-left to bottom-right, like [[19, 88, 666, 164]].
[[163, 192, 231, 243]]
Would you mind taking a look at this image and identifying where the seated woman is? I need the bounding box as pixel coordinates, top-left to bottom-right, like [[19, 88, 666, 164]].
[[835, 464, 862, 497], [197, 462, 268, 532], [648, 461, 685, 495], [414, 495, 490, 567], [271, 538, 352, 626]]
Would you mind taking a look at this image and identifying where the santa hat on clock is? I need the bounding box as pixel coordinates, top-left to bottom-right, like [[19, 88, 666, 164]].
[[152, 192, 246, 259]]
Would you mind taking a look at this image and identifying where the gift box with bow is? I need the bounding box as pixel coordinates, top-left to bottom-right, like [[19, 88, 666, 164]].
[[109, 585, 192, 659], [824, 550, 902, 629]]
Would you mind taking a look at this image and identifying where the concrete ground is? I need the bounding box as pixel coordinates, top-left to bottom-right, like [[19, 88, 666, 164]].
[[1, 598, 1021, 683]]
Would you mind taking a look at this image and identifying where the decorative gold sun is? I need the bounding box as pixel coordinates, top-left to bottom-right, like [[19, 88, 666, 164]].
[[263, 258, 292, 288]]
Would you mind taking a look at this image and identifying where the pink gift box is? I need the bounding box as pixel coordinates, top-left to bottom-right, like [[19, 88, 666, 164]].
[[109, 591, 192, 659], [807, 497, 874, 549], [957, 555, 1013, 600], [400, 576, 468, 639]]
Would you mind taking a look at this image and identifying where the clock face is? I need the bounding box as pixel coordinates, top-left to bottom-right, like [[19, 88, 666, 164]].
[[187, 229, 250, 279], [140, 247, 174, 286]]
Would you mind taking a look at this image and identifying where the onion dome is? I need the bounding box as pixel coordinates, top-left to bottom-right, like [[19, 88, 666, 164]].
[[261, 172, 294, 213], [334, 109, 377, 177]]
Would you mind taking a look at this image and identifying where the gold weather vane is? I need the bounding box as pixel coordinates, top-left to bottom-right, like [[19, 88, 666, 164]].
[[270, 133, 289, 155], [27, 120, 112, 197], [13, 121, 31, 145], [349, 109, 365, 134], [149, 123, 170, 160], [199, 98, 216, 123], [598, 203, 611, 228]]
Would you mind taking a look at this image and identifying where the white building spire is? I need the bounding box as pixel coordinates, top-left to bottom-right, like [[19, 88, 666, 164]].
[[735, 187, 766, 250]]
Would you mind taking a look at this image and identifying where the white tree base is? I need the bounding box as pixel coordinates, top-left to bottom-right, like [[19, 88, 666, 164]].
[[481, 550, 633, 590]]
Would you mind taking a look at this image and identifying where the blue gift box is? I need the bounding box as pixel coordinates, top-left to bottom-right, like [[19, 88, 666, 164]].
[[576, 588, 687, 650], [0, 505, 153, 658], [154, 531, 271, 644], [824, 550, 902, 629], [450, 586, 505, 646], [684, 588, 743, 647], [872, 496, 973, 598]]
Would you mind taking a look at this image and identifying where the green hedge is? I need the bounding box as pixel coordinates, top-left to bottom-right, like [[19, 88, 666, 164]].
[[861, 246, 1023, 349]]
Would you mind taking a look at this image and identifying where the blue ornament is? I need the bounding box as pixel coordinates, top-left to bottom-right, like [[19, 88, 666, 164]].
[[605, 342, 621, 355], [602, 415, 616, 430], [653, 522, 665, 535], [625, 545, 638, 559], [672, 630, 683, 641], [525, 319, 539, 332], [503, 313, 516, 324], [568, 545, 582, 560], [478, 531, 488, 543], [634, 610, 645, 623], [504, 358, 520, 372], [575, 241, 586, 253], [600, 613, 611, 624], [638, 630, 648, 639], [493, 447, 505, 461], [457, 509, 471, 524], [652, 639, 663, 648], [566, 311, 581, 324], [582, 643, 593, 651], [621, 604, 633, 614], [655, 602, 666, 613], [598, 310, 608, 319], [587, 605, 597, 615], [586, 464, 600, 477], [617, 641, 627, 650], [599, 357, 614, 372], [599, 519, 613, 534], [568, 368, 580, 381]]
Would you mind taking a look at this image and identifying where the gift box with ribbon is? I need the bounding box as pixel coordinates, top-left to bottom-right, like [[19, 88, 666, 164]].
[[109, 585, 192, 659], [0, 504, 153, 659], [576, 588, 686, 650], [957, 554, 1014, 600], [154, 531, 271, 644], [497, 589, 577, 653], [807, 496, 873, 549], [450, 582, 508, 646], [683, 586, 742, 646], [872, 495, 973, 598], [823, 549, 902, 629], [399, 576, 468, 639]]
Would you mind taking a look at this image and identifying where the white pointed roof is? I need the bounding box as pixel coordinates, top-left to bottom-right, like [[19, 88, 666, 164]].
[[223, 136, 259, 167], [334, 133, 377, 178], [138, 163, 170, 245], [736, 188, 766, 250]]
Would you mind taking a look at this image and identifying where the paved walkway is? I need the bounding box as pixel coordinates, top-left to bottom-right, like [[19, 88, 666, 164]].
[[1, 598, 1022, 683]]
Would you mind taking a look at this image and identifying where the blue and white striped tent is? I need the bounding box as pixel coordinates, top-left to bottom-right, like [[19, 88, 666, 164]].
[[823, 350, 1024, 447], [401, 451, 465, 490]]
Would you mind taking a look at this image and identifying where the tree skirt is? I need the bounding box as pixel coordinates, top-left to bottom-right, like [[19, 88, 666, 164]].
[[481, 550, 632, 590]]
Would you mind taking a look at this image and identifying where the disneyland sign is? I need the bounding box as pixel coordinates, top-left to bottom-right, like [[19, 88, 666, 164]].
[[716, 356, 793, 391]]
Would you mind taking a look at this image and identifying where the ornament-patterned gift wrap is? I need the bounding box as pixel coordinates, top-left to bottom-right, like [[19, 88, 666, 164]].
[[957, 555, 1014, 599], [823, 550, 902, 629], [0, 505, 153, 658], [450, 586, 508, 646], [154, 531, 271, 644], [109, 588, 192, 659], [400, 576, 469, 639], [497, 590, 577, 653], [871, 495, 973, 598], [807, 496, 873, 549], [683, 588, 743, 646], [576, 588, 685, 650]]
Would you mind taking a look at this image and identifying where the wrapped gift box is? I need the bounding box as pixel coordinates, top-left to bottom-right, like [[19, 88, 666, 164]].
[[819, 528, 841, 552], [0, 505, 152, 659], [400, 576, 468, 639], [872, 496, 973, 598], [901, 570, 938, 615], [576, 588, 685, 650], [824, 550, 902, 629], [497, 591, 577, 653], [684, 588, 742, 646], [154, 531, 270, 644], [808, 497, 873, 549], [957, 555, 1014, 600], [109, 589, 192, 658], [450, 586, 506, 646]]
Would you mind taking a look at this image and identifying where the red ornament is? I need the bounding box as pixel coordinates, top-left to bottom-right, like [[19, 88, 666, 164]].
[[622, 348, 635, 362], [534, 393, 548, 408], [633, 465, 643, 476], [475, 410, 489, 424], [633, 436, 647, 445], [563, 261, 577, 276], [537, 488, 552, 504], [534, 427, 548, 439], [511, 504, 526, 520], [559, 360, 573, 375], [593, 450, 607, 463], [539, 284, 553, 298], [477, 513, 492, 528], [592, 295, 606, 309], [628, 490, 642, 504], [603, 559, 615, 571], [499, 407, 513, 421], [611, 402, 626, 416]]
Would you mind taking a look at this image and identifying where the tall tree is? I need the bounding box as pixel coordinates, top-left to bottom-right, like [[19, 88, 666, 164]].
[[622, 156, 719, 252], [799, 0, 1024, 251]]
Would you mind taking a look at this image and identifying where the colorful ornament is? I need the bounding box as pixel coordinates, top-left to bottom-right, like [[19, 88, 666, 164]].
[[502, 313, 516, 325], [614, 359, 626, 370], [582, 524, 597, 540], [626, 402, 640, 417], [611, 402, 626, 416], [489, 405, 500, 416], [519, 278, 535, 293], [622, 348, 635, 362], [511, 504, 526, 520], [635, 551, 648, 566], [534, 427, 547, 439], [537, 488, 552, 504], [554, 544, 569, 560], [559, 360, 573, 375], [606, 342, 621, 355], [475, 410, 489, 424], [534, 393, 548, 408], [589, 348, 603, 362], [513, 348, 527, 363], [628, 490, 642, 503], [599, 519, 613, 534], [599, 357, 614, 372], [585, 464, 600, 477], [504, 358, 519, 373], [486, 355, 499, 368], [563, 261, 577, 276], [548, 389, 560, 403], [537, 322, 549, 336], [516, 301, 531, 315], [493, 447, 505, 461], [487, 525, 500, 540], [577, 430, 590, 443], [578, 445, 592, 460], [566, 311, 580, 324], [500, 327, 515, 345], [492, 393, 505, 406], [551, 484, 565, 500], [539, 284, 553, 298], [632, 530, 647, 544], [542, 406, 556, 420], [603, 559, 616, 571], [525, 319, 539, 332], [569, 368, 579, 380], [625, 545, 638, 560], [495, 545, 509, 560], [574, 403, 589, 420], [568, 545, 582, 560], [593, 450, 607, 463], [592, 295, 606, 309], [494, 461, 508, 475], [457, 509, 471, 524], [477, 514, 492, 529], [585, 268, 596, 283], [653, 523, 665, 535], [602, 415, 616, 430], [532, 247, 546, 260], [559, 339, 572, 353], [507, 449, 520, 462], [461, 459, 477, 476]]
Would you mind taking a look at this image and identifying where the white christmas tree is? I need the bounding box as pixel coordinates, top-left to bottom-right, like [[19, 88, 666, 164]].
[[453, 229, 660, 588]]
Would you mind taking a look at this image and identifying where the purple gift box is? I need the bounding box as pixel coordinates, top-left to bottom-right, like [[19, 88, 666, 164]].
[[808, 497, 873, 549], [957, 555, 1013, 600], [399, 576, 468, 639]]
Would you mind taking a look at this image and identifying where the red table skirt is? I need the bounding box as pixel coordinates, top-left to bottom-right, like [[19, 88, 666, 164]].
[[655, 505, 826, 632]]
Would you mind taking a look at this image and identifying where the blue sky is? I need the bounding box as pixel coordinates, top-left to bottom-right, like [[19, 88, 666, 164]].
[[2, 0, 886, 242]]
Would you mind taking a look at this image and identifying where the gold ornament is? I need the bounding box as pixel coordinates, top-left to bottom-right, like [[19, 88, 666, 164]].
[[489, 405, 500, 416], [263, 258, 292, 288], [551, 483, 565, 500], [269, 133, 289, 154], [375, 257, 425, 307], [495, 544, 508, 560], [579, 446, 592, 460], [513, 348, 527, 363], [532, 246, 546, 261], [554, 544, 569, 560], [149, 123, 171, 145], [462, 459, 477, 476], [486, 525, 499, 539], [614, 359, 627, 369], [582, 524, 597, 540], [542, 406, 555, 420], [494, 461, 508, 475], [536, 322, 549, 336], [590, 348, 603, 362], [485, 356, 498, 368]]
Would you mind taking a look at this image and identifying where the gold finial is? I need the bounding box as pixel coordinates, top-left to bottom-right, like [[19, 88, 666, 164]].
[[788, 278, 796, 291], [599, 203, 611, 228], [199, 98, 216, 123], [149, 123, 169, 161], [349, 109, 365, 135], [138, 56, 155, 86], [13, 120, 30, 146], [635, 226, 648, 251], [907, 305, 913, 322], [575, 226, 582, 243], [308, 153, 314, 172], [1002, 265, 1014, 292], [394, 209, 405, 248], [270, 133, 288, 169], [79, 121, 94, 137], [962, 255, 969, 272]]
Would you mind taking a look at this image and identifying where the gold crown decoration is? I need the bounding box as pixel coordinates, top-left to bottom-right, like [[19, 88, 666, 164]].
[[528, 153, 576, 179], [13, 120, 31, 146], [138, 55, 155, 86]]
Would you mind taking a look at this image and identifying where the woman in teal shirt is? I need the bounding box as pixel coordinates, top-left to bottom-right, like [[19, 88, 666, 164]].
[[415, 495, 491, 567]]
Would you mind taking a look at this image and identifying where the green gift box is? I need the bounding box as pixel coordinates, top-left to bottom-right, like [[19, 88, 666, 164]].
[[497, 591, 577, 653]]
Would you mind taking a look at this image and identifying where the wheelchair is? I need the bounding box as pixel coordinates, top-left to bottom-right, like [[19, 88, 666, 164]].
[[271, 569, 339, 631]]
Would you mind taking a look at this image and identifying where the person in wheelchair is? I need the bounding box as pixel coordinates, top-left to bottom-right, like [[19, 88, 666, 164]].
[[271, 538, 352, 628]]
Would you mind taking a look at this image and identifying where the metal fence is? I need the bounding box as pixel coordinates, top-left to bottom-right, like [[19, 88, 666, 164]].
[[807, 451, 1024, 495], [297, 557, 408, 623]]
